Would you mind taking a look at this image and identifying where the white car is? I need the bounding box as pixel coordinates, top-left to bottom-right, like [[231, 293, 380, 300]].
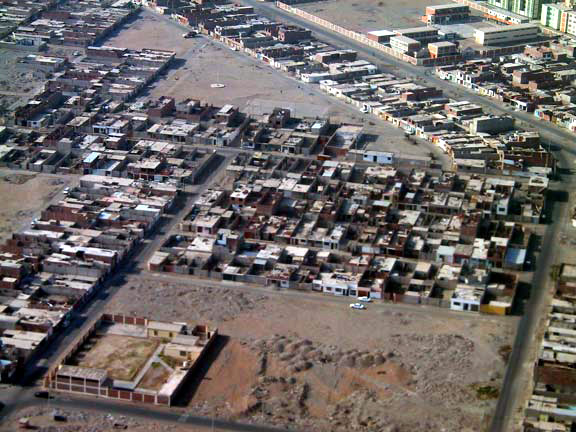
[[357, 296, 372, 303], [349, 303, 366, 310]]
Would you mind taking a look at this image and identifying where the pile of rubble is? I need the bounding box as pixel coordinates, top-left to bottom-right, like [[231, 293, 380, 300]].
[[252, 335, 393, 373]]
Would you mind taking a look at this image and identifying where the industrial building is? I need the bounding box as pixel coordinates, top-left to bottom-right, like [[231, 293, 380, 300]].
[[474, 24, 541, 46], [422, 4, 471, 24]]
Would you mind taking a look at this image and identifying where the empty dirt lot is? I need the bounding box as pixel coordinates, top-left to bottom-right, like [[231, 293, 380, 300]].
[[300, 0, 452, 32], [76, 333, 159, 381], [0, 170, 72, 242], [108, 275, 517, 432], [104, 11, 331, 113]]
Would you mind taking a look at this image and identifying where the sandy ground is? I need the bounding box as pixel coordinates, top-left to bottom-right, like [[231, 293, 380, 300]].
[[0, 49, 49, 115], [76, 334, 159, 381], [300, 0, 452, 32], [107, 275, 517, 432], [0, 170, 72, 242]]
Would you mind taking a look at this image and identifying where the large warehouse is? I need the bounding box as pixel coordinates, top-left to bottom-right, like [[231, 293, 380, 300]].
[[474, 23, 540, 46]]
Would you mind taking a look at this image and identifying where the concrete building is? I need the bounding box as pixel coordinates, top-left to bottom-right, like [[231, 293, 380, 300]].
[[565, 10, 576, 36], [390, 35, 421, 54], [487, 0, 555, 19], [422, 4, 471, 24], [428, 41, 458, 58], [394, 26, 439, 43], [541, 3, 572, 31], [366, 29, 396, 43], [474, 24, 540, 46]]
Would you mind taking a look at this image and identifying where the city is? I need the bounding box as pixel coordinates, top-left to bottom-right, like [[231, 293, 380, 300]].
[[0, 0, 574, 431]]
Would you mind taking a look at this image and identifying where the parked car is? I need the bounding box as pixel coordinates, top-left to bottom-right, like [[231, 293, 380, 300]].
[[34, 391, 49, 399], [349, 303, 366, 310], [357, 296, 372, 303]]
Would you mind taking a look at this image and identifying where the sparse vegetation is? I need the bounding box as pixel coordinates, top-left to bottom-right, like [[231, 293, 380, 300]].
[[473, 384, 500, 400]]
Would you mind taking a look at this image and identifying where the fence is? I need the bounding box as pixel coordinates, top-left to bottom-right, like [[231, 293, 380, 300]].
[[275, 1, 424, 66], [383, 292, 452, 308], [43, 313, 171, 406]]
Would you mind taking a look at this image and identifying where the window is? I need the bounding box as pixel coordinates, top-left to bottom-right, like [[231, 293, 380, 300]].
[[153, 330, 158, 336], [518, 0, 526, 11], [453, 301, 461, 306], [180, 351, 187, 357]]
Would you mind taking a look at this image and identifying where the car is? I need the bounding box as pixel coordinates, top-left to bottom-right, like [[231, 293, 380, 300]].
[[357, 296, 372, 303], [349, 303, 366, 310], [34, 391, 50, 399], [63, 187, 70, 194]]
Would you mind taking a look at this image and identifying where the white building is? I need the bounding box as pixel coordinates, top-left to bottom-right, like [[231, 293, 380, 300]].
[[450, 283, 485, 312], [314, 271, 362, 297], [474, 24, 540, 46], [363, 150, 394, 165]]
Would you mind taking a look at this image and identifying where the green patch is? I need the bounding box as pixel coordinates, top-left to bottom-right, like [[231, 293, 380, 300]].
[[498, 345, 512, 363], [550, 265, 561, 281], [472, 384, 500, 400], [159, 354, 180, 369]]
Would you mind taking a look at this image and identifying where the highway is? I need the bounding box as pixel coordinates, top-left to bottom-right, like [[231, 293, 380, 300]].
[[233, 1, 576, 431]]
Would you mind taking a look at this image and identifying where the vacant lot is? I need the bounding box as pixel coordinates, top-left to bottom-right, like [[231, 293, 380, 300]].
[[109, 274, 516, 432], [300, 0, 451, 32], [105, 11, 323, 112], [77, 334, 159, 381], [0, 170, 71, 241]]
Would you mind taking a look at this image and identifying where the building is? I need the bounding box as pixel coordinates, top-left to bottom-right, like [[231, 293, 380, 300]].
[[390, 36, 421, 54], [487, 0, 555, 19], [566, 10, 576, 35], [474, 24, 540, 46], [541, 3, 572, 31], [428, 41, 458, 59], [422, 4, 471, 24], [366, 29, 396, 43], [394, 26, 439, 43]]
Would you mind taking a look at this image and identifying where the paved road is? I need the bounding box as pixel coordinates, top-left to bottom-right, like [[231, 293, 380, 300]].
[[1, 390, 290, 432], [234, 1, 576, 431]]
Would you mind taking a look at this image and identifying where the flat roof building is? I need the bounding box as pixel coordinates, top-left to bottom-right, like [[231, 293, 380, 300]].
[[474, 24, 540, 46]]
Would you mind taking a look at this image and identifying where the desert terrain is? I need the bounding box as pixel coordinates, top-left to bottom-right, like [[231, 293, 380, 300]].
[[0, 170, 72, 241], [106, 274, 517, 432]]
